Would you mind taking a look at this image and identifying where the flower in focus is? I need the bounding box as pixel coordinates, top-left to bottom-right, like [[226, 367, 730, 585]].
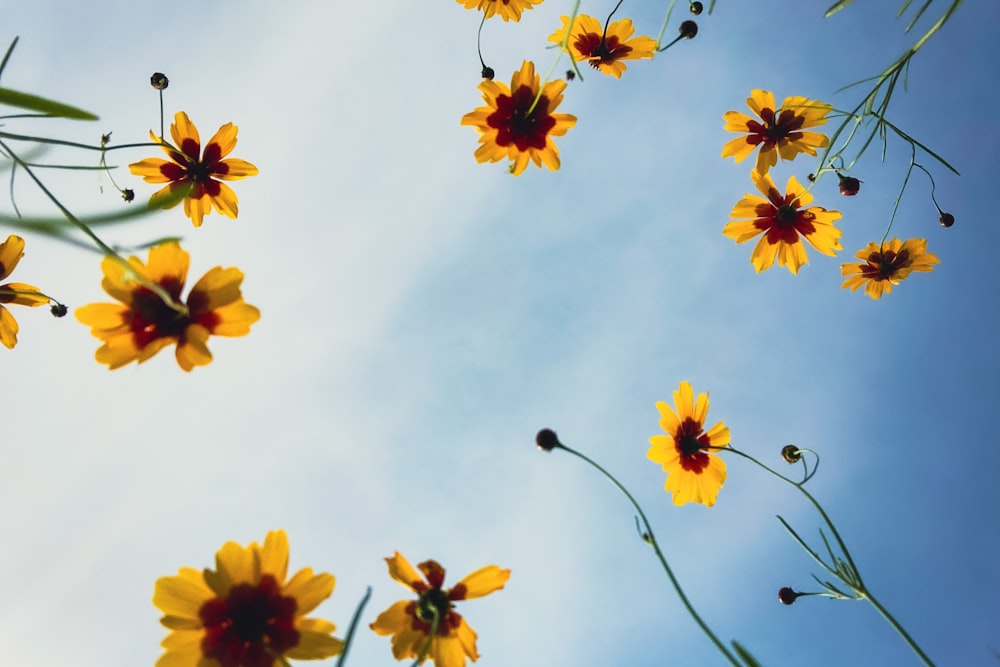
[[153, 530, 343, 667], [75, 242, 260, 370], [723, 170, 843, 274], [0, 235, 49, 349], [456, 0, 542, 22], [371, 551, 510, 667], [547, 14, 656, 78], [461, 60, 576, 175], [722, 89, 832, 174], [130, 111, 258, 227], [840, 238, 939, 299], [647, 381, 731, 507]]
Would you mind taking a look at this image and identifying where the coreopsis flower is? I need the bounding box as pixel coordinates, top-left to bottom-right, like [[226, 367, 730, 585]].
[[456, 0, 542, 22], [0, 235, 49, 349], [371, 552, 510, 667], [153, 530, 343, 667], [547, 14, 656, 78], [840, 238, 939, 299], [75, 242, 260, 371], [722, 90, 832, 174], [723, 170, 843, 274], [130, 111, 258, 227], [647, 381, 731, 507], [461, 60, 576, 175]]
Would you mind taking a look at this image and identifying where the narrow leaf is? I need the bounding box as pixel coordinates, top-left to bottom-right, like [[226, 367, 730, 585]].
[[0, 87, 98, 120]]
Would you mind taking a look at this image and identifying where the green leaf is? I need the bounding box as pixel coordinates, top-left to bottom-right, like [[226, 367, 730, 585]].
[[825, 0, 857, 18], [0, 87, 98, 120], [731, 641, 764, 667]]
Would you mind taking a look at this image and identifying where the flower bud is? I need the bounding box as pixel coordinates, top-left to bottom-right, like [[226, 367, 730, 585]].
[[122, 188, 135, 203], [536, 428, 561, 452], [50, 303, 68, 318], [838, 175, 861, 196], [781, 445, 802, 464], [939, 212, 955, 228], [679, 20, 698, 39], [565, 70, 576, 81], [150, 72, 169, 90], [481, 66, 495, 81], [778, 587, 800, 605], [690, 1, 704, 14]]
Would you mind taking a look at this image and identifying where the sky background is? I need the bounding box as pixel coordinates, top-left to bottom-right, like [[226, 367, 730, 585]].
[[2, 1, 997, 666]]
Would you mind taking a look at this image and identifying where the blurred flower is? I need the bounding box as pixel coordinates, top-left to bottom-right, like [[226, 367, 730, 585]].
[[456, 0, 541, 21], [75, 242, 260, 371], [647, 381, 730, 507], [371, 551, 510, 667], [153, 530, 342, 667], [0, 235, 49, 349], [547, 14, 656, 78], [724, 170, 843, 274], [461, 60, 576, 175], [130, 111, 258, 227], [840, 238, 939, 299], [722, 90, 831, 174]]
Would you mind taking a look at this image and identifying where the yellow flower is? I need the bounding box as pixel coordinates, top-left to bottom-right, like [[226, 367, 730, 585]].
[[723, 170, 843, 274], [647, 381, 730, 507], [153, 530, 343, 667], [840, 238, 939, 299], [456, 0, 542, 22], [75, 241, 260, 371], [461, 60, 576, 175], [0, 235, 49, 349], [548, 14, 656, 78], [371, 552, 510, 667], [130, 111, 258, 227], [722, 89, 832, 174]]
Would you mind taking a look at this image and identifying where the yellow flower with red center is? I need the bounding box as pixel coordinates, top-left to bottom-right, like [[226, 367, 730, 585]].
[[370, 551, 510, 667], [461, 60, 576, 175], [456, 0, 542, 21], [153, 530, 343, 667], [647, 381, 731, 507], [130, 111, 258, 227], [841, 238, 939, 299], [548, 14, 656, 78], [723, 170, 843, 274], [0, 235, 49, 349], [75, 242, 259, 371], [722, 89, 832, 174]]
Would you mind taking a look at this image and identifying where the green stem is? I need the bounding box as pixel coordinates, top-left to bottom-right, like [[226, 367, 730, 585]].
[[334, 587, 372, 667]]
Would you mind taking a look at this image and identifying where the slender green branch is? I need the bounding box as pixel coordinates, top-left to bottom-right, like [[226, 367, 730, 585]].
[[334, 587, 372, 667]]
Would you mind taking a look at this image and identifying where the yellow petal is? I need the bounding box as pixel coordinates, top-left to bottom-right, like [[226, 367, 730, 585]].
[[0, 235, 25, 280], [286, 617, 343, 659], [0, 306, 18, 348], [386, 551, 424, 591], [153, 568, 214, 620], [284, 568, 335, 615], [454, 565, 510, 599]]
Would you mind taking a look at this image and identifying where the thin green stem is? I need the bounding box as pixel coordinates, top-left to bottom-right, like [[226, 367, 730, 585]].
[[526, 0, 580, 115], [408, 604, 440, 667], [654, 0, 679, 48], [334, 587, 372, 667]]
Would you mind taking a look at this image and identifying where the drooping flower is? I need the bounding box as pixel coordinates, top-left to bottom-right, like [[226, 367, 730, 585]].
[[723, 170, 843, 274], [461, 60, 576, 175], [840, 238, 939, 299], [456, 0, 542, 22], [0, 235, 49, 349], [153, 530, 343, 667], [130, 111, 258, 227], [722, 90, 832, 174], [647, 381, 730, 507], [75, 241, 259, 370], [371, 552, 510, 667], [547, 14, 656, 78]]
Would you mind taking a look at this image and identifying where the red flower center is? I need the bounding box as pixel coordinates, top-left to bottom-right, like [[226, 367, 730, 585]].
[[744, 107, 806, 148], [574, 32, 632, 68], [127, 279, 220, 349], [754, 189, 817, 245], [862, 248, 912, 280], [159, 138, 228, 198], [199, 574, 300, 667], [487, 84, 556, 152], [675, 417, 711, 473]]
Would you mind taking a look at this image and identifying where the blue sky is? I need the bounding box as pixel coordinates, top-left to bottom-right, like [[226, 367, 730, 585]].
[[2, 1, 997, 666]]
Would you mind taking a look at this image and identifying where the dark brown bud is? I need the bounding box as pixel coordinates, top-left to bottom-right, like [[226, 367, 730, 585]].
[[122, 188, 135, 203], [481, 66, 495, 81], [690, 1, 704, 14], [101, 132, 112, 146], [807, 173, 816, 182], [778, 587, 801, 605], [781, 445, 802, 464], [536, 428, 561, 452], [565, 69, 576, 81], [679, 20, 698, 39], [50, 303, 68, 318], [939, 212, 955, 228], [838, 175, 862, 196], [150, 72, 169, 90]]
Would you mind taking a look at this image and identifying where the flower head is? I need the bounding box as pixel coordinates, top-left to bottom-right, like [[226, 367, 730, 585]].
[[456, 0, 542, 22], [461, 60, 576, 175], [547, 14, 656, 78], [840, 238, 939, 299], [0, 235, 49, 349], [153, 530, 342, 667], [722, 90, 831, 174], [723, 170, 843, 274], [647, 381, 730, 507], [371, 552, 510, 667], [130, 111, 258, 227], [75, 242, 260, 370]]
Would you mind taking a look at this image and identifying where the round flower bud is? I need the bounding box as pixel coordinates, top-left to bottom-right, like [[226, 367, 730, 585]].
[[536, 428, 561, 452], [565, 70, 576, 81], [50, 303, 68, 318], [481, 66, 495, 81], [778, 587, 800, 605], [939, 212, 955, 228], [679, 20, 698, 39], [690, 1, 704, 14], [150, 72, 169, 90], [781, 445, 802, 464], [122, 188, 135, 203], [838, 175, 862, 196]]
